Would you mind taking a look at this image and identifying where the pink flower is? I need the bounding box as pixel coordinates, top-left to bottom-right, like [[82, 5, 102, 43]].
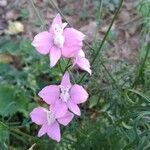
[[30, 107, 74, 142], [32, 14, 85, 67], [72, 49, 91, 75], [38, 72, 88, 117]]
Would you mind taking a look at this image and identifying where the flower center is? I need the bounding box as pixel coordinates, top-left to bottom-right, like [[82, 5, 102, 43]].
[[53, 24, 66, 48], [59, 85, 70, 102], [46, 110, 56, 125]]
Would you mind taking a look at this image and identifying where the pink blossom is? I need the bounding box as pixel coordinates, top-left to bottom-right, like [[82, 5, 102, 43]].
[[72, 49, 91, 75], [32, 14, 85, 67], [30, 107, 74, 142], [38, 72, 88, 117]]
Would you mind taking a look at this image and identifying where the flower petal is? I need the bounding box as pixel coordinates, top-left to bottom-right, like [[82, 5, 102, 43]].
[[32, 31, 53, 55], [30, 107, 47, 125], [38, 85, 60, 105], [53, 100, 68, 118], [60, 72, 71, 87], [67, 101, 81, 116], [49, 13, 62, 33], [70, 84, 88, 104], [49, 46, 61, 68], [62, 28, 85, 58], [74, 57, 91, 75], [57, 111, 74, 126], [78, 49, 85, 57], [38, 123, 48, 137], [47, 122, 61, 142]]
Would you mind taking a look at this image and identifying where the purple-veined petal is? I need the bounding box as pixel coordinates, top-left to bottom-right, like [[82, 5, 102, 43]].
[[57, 111, 74, 126], [30, 107, 47, 125], [47, 122, 61, 142], [32, 31, 53, 55], [38, 85, 60, 105], [67, 101, 81, 116], [70, 84, 88, 104], [49, 46, 61, 68]]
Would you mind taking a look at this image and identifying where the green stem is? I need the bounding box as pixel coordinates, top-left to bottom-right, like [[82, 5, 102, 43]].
[[58, 61, 63, 74], [91, 0, 123, 66], [29, 0, 47, 30], [132, 43, 150, 87], [62, 58, 76, 83], [101, 63, 118, 88], [78, 0, 124, 83], [93, 0, 103, 43], [63, 59, 71, 74], [48, 0, 71, 26], [0, 121, 38, 141]]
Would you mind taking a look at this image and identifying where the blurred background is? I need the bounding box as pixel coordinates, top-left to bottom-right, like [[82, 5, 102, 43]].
[[0, 0, 150, 149]]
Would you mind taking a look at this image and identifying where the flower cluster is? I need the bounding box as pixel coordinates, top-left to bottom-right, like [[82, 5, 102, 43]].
[[30, 14, 91, 142]]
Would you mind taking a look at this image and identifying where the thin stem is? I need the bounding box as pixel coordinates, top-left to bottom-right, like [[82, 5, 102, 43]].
[[93, 0, 103, 43], [0, 121, 38, 141], [29, 0, 47, 30], [78, 0, 124, 84], [10, 128, 38, 141], [92, 0, 124, 65], [58, 61, 63, 74], [132, 43, 150, 87], [101, 63, 118, 88], [63, 59, 71, 74], [62, 58, 76, 83], [48, 0, 71, 26]]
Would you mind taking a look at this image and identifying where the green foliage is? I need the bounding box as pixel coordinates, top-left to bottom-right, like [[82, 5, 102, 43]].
[[0, 0, 150, 149], [138, 0, 150, 33], [0, 85, 15, 117], [0, 124, 9, 149]]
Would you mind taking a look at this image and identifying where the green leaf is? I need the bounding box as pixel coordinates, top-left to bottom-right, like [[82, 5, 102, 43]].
[[0, 85, 29, 117], [0, 85, 17, 116], [89, 95, 99, 108], [0, 36, 18, 54], [128, 89, 150, 103], [0, 123, 9, 143]]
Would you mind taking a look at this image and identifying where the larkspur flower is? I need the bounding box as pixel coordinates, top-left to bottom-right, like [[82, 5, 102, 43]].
[[32, 14, 85, 67], [30, 107, 74, 142], [72, 49, 91, 75], [38, 72, 88, 117]]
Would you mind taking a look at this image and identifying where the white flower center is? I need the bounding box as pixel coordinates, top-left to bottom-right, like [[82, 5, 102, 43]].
[[60, 85, 70, 102], [46, 110, 56, 125], [53, 23, 67, 48]]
